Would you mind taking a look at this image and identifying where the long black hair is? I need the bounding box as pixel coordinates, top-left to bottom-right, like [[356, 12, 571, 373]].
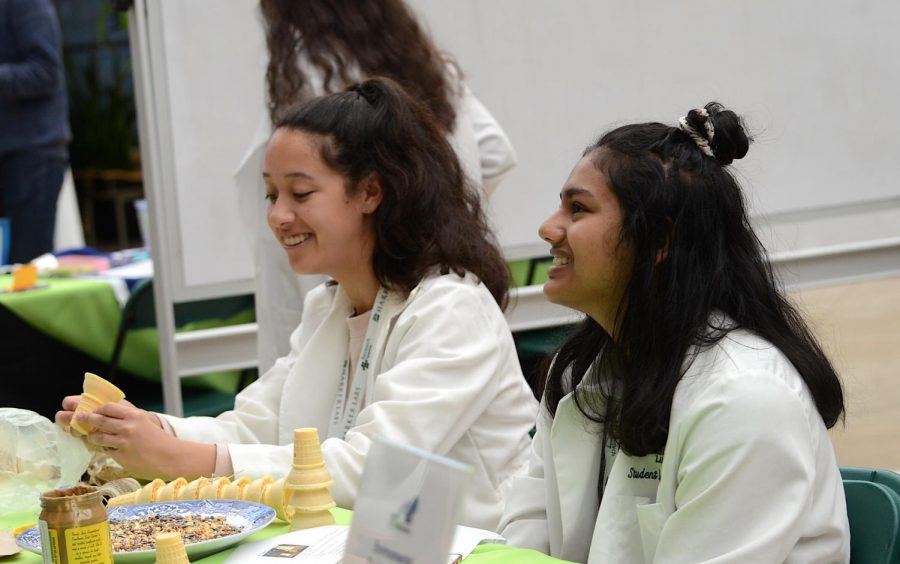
[[274, 77, 509, 307], [542, 102, 844, 456]]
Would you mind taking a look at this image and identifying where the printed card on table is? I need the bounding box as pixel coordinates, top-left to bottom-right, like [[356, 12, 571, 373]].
[[342, 435, 474, 564]]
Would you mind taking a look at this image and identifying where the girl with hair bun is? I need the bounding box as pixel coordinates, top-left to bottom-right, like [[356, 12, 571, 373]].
[[58, 77, 536, 531], [499, 103, 850, 562]]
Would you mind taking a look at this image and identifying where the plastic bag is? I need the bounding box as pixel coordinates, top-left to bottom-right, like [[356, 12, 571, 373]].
[[0, 408, 91, 514]]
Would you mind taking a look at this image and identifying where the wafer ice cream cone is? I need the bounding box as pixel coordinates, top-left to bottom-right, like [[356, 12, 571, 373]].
[[198, 477, 230, 500], [154, 532, 189, 564], [69, 395, 102, 435], [242, 476, 273, 503], [178, 477, 210, 500], [286, 428, 333, 487], [292, 428, 324, 467], [83, 373, 126, 401], [156, 477, 187, 501], [78, 393, 104, 410], [136, 478, 165, 503], [70, 373, 126, 435], [221, 477, 252, 500], [264, 478, 291, 521]]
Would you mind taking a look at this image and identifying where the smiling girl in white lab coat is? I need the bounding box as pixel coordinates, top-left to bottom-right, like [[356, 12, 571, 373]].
[[498, 103, 850, 562], [59, 77, 536, 531]]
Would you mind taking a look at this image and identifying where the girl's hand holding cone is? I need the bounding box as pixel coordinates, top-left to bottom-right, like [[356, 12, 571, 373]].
[[54, 374, 218, 480], [78, 401, 216, 480]]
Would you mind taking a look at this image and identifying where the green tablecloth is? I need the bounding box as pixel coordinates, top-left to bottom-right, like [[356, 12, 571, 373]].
[[0, 276, 123, 367], [0, 275, 251, 391], [0, 508, 572, 563]]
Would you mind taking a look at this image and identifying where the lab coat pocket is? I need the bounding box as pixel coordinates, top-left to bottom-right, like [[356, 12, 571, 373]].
[[636, 501, 667, 563], [589, 495, 651, 563]]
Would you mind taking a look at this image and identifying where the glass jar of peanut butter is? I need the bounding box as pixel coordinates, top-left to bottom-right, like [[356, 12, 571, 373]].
[[39, 485, 114, 564]]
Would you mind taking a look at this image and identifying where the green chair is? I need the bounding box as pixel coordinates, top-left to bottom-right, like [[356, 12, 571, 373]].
[[840, 466, 900, 564]]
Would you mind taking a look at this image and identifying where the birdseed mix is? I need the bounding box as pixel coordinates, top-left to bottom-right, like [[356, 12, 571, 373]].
[[109, 514, 243, 552]]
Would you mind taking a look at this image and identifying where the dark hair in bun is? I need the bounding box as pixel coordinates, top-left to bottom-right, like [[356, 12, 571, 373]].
[[679, 101, 751, 165]]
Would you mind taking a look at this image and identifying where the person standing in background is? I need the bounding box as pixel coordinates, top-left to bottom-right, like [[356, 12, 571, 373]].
[[236, 0, 518, 373], [0, 0, 71, 264]]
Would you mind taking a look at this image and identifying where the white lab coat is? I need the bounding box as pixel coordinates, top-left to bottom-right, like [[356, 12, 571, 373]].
[[499, 328, 850, 563], [234, 66, 518, 374], [161, 272, 538, 531]]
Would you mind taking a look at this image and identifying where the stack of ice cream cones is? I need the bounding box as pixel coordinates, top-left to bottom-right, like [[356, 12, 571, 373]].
[[285, 428, 336, 530]]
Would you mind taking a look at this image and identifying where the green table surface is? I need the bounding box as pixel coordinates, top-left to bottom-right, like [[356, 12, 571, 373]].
[[0, 274, 251, 390], [0, 275, 123, 368], [0, 508, 572, 563]]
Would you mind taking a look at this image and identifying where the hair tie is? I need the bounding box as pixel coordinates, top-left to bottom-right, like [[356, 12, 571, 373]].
[[678, 108, 716, 158]]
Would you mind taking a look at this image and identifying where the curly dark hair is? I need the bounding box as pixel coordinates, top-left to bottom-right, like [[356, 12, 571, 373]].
[[274, 77, 509, 307], [542, 102, 844, 457], [260, 0, 458, 132]]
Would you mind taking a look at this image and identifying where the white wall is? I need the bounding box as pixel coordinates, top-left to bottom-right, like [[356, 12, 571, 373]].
[[410, 0, 900, 258], [139, 0, 900, 294]]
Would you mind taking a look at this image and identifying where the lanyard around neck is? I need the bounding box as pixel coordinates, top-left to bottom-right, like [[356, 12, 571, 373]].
[[326, 287, 391, 440]]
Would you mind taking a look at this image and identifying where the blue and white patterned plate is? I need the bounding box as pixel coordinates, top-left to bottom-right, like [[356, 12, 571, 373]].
[[16, 499, 275, 563]]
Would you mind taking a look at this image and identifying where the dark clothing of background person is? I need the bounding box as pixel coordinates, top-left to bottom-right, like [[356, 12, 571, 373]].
[[0, 0, 71, 264]]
